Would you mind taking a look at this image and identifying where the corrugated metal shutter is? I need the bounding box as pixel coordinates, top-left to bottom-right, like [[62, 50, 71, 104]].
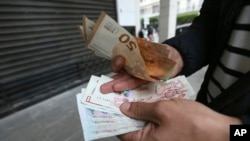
[[0, 0, 117, 118]]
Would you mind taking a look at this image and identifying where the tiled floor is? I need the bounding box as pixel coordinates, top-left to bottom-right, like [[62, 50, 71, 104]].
[[0, 66, 207, 141]]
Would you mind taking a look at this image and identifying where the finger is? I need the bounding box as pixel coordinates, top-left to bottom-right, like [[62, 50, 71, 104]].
[[99, 80, 116, 94], [100, 74, 147, 93], [112, 76, 148, 92], [100, 73, 131, 93], [111, 55, 125, 72], [165, 45, 183, 77], [120, 102, 159, 123]]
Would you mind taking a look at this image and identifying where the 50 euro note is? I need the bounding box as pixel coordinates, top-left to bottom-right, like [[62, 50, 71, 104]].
[[77, 12, 176, 81]]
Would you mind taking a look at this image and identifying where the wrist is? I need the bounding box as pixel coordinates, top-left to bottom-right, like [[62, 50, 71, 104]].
[[194, 113, 241, 141]]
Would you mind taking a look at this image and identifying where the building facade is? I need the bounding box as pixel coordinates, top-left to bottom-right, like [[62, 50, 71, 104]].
[[139, 0, 203, 42], [140, 0, 204, 20]]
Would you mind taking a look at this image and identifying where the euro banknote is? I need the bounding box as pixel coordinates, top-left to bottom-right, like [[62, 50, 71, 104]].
[[77, 12, 176, 82]]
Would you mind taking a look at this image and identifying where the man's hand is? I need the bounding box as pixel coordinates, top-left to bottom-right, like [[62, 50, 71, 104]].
[[118, 98, 242, 141], [100, 44, 184, 93]]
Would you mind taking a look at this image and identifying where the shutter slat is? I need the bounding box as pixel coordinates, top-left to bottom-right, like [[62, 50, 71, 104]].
[[0, 29, 79, 42], [0, 34, 81, 49], [0, 25, 74, 34], [0, 0, 116, 118], [0, 40, 84, 62]]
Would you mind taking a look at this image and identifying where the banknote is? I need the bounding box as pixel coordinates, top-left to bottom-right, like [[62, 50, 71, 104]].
[[125, 75, 195, 102], [77, 92, 145, 141], [82, 16, 95, 43], [81, 75, 195, 112], [77, 12, 176, 82], [77, 75, 195, 141], [89, 12, 156, 81], [81, 75, 128, 113], [76, 75, 195, 141]]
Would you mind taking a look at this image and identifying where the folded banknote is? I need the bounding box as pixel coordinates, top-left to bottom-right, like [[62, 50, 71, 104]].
[[77, 12, 176, 82]]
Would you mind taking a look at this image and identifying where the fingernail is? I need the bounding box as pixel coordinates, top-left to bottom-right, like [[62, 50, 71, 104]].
[[115, 57, 123, 66], [120, 102, 130, 111]]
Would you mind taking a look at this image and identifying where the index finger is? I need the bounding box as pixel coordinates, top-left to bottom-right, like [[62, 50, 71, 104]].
[[111, 55, 125, 72], [100, 73, 147, 93]]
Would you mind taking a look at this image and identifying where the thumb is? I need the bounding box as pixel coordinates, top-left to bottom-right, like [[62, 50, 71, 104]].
[[120, 102, 159, 123]]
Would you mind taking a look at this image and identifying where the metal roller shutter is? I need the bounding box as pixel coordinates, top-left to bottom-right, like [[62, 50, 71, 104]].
[[0, 0, 117, 118]]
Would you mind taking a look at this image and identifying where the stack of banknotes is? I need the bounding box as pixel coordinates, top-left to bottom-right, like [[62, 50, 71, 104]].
[[76, 75, 195, 141], [77, 12, 176, 82]]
